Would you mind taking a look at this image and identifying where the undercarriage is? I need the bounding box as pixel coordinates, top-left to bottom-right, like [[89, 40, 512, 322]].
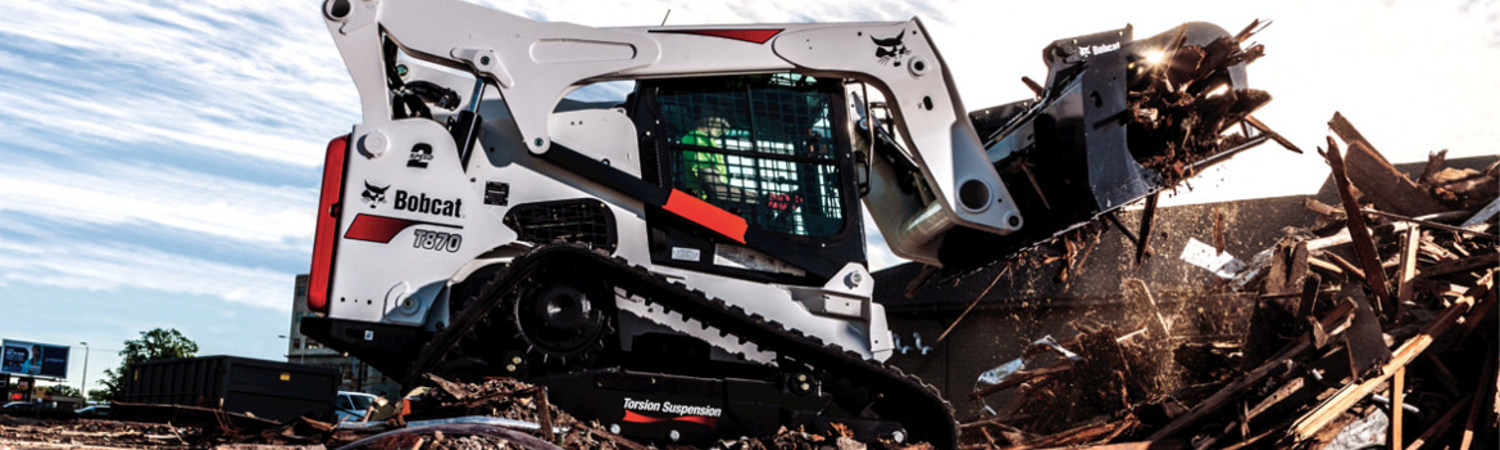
[[308, 244, 956, 447]]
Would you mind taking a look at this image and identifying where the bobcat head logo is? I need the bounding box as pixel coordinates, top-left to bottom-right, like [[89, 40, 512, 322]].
[[362, 181, 390, 207], [872, 30, 910, 67]]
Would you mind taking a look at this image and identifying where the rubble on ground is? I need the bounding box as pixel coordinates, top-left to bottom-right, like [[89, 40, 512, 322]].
[[2, 373, 933, 449], [962, 113, 1497, 449], [0, 415, 194, 449]]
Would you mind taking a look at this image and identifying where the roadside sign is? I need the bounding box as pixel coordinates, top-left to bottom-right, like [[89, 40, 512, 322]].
[[1, 339, 70, 379]]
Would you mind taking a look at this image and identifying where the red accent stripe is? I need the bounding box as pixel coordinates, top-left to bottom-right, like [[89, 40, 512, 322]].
[[621, 410, 718, 428], [308, 136, 348, 313], [662, 190, 748, 244], [344, 214, 421, 243], [672, 415, 718, 428], [657, 28, 783, 44], [622, 410, 664, 424]]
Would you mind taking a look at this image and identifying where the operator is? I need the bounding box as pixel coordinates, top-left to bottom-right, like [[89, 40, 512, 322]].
[[679, 115, 732, 200]]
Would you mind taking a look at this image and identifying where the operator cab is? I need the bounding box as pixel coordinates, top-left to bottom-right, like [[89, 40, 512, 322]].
[[627, 74, 866, 283]]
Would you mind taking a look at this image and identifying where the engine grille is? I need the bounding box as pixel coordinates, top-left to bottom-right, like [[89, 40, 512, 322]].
[[503, 200, 617, 253]]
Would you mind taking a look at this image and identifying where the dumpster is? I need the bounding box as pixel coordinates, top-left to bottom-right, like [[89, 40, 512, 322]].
[[123, 355, 338, 422]]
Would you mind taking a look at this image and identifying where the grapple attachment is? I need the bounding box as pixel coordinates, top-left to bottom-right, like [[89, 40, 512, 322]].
[[943, 21, 1287, 269]]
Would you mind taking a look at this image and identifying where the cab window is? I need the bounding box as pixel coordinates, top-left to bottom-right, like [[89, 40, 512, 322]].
[[655, 74, 845, 237]]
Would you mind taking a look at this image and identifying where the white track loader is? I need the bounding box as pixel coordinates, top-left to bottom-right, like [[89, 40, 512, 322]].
[[302, 1, 1276, 446]]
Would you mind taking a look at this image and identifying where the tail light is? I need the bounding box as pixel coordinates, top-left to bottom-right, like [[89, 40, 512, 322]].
[[308, 135, 350, 313]]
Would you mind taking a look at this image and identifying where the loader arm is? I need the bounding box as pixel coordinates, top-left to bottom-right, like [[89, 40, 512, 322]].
[[323, 0, 1021, 267]]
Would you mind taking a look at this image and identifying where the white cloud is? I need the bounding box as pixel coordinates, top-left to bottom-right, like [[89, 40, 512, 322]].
[[0, 157, 316, 250], [0, 0, 357, 168], [0, 237, 291, 311]]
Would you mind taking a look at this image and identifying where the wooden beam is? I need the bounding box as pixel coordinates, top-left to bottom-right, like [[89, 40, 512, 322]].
[[1421, 253, 1499, 279], [1458, 291, 1496, 343], [1322, 252, 1366, 281], [1307, 256, 1346, 277], [1328, 112, 1447, 217], [1343, 285, 1393, 380], [1304, 198, 1344, 218], [1397, 227, 1421, 307], [1419, 239, 1459, 263], [1360, 208, 1498, 240], [1306, 222, 1416, 252], [1459, 349, 1497, 450], [1288, 272, 1493, 442], [1214, 207, 1228, 255], [1322, 135, 1394, 314], [1136, 193, 1159, 265], [1299, 274, 1327, 349], [1243, 114, 1302, 153], [1105, 212, 1143, 248], [1389, 367, 1405, 449]]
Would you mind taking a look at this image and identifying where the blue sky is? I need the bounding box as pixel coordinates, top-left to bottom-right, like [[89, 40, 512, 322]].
[[2, 0, 1495, 395]]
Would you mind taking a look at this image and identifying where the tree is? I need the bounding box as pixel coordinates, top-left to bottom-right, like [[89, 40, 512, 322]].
[[46, 384, 82, 399], [87, 388, 110, 402], [98, 328, 199, 400]]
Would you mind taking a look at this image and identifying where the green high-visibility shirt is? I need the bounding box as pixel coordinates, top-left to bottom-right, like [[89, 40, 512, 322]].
[[680, 131, 727, 197]]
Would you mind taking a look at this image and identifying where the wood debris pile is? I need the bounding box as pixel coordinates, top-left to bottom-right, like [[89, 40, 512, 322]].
[[0, 415, 194, 448], [962, 113, 1497, 449], [1127, 20, 1286, 186]]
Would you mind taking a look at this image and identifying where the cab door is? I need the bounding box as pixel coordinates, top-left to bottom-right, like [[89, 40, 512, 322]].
[[629, 73, 866, 283]]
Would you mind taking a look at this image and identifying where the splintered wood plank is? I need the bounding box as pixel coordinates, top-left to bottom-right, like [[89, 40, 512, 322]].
[[1422, 252, 1499, 279], [1328, 112, 1446, 217], [1300, 275, 1328, 349], [1342, 285, 1393, 380], [1307, 256, 1346, 277], [1323, 135, 1394, 314], [1389, 367, 1405, 449], [1214, 207, 1227, 255], [1361, 208, 1499, 240], [1135, 193, 1159, 265], [1322, 252, 1366, 281], [1398, 227, 1421, 307]]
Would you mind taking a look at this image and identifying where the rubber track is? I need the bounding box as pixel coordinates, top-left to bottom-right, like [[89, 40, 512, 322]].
[[406, 243, 959, 449]]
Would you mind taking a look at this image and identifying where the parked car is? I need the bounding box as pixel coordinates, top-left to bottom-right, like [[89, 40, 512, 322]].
[[74, 404, 111, 418], [3, 401, 72, 419], [2, 401, 41, 414], [334, 391, 377, 423]]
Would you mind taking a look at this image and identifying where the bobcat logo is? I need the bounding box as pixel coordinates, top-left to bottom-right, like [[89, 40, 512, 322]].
[[872, 30, 910, 67], [362, 181, 390, 208]]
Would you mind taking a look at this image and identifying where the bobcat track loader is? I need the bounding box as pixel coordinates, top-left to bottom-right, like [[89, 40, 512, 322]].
[[302, 1, 1276, 446]]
